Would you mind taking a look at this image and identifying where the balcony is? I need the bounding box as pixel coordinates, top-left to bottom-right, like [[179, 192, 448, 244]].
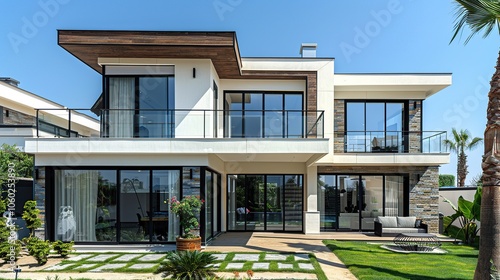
[[334, 131, 447, 154], [34, 109, 325, 139]]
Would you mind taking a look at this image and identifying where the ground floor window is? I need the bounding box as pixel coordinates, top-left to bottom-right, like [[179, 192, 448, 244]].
[[52, 166, 220, 243], [227, 174, 303, 232], [318, 174, 408, 232]]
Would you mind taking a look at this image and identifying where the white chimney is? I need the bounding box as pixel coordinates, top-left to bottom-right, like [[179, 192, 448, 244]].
[[300, 43, 317, 58]]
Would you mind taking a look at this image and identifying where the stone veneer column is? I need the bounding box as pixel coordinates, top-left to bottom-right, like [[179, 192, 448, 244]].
[[408, 100, 422, 153], [34, 167, 46, 239], [409, 166, 439, 233], [333, 100, 345, 153]]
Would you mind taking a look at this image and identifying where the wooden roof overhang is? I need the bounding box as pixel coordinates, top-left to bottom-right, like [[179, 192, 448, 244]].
[[58, 30, 243, 78]]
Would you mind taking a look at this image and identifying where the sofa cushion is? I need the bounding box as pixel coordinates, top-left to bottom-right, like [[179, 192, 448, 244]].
[[377, 216, 397, 228], [397, 216, 416, 228]]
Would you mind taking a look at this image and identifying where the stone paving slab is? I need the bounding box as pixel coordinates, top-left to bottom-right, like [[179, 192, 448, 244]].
[[114, 254, 143, 262], [90, 263, 127, 272], [252, 262, 270, 270], [264, 254, 288, 261], [210, 253, 227, 261], [225, 263, 245, 269], [277, 263, 293, 269], [137, 254, 164, 261], [75, 263, 99, 270], [232, 253, 259, 261], [128, 263, 157, 269], [298, 263, 315, 270], [87, 254, 118, 262], [67, 254, 93, 261], [294, 254, 310, 261], [44, 263, 75, 271]]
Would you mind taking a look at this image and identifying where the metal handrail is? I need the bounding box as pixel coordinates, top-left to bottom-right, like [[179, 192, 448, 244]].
[[335, 130, 447, 153], [34, 108, 325, 139]]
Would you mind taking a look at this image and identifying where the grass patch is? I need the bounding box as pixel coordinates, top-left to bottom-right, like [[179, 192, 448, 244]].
[[309, 253, 328, 280], [324, 240, 478, 280]]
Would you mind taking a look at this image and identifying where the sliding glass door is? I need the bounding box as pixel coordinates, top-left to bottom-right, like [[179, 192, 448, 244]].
[[227, 174, 303, 232]]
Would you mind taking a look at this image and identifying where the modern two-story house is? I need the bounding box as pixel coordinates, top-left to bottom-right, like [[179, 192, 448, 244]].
[[24, 30, 451, 245]]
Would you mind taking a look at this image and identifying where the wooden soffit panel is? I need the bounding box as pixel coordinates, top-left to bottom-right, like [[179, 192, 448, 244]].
[[58, 30, 242, 78]]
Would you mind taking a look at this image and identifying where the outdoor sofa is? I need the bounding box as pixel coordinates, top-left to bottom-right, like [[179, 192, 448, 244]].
[[374, 216, 427, 237]]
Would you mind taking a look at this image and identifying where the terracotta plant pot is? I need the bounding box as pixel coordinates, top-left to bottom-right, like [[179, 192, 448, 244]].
[[176, 236, 202, 251]]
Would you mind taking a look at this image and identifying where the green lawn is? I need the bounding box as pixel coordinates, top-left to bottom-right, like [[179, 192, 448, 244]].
[[324, 240, 478, 280]]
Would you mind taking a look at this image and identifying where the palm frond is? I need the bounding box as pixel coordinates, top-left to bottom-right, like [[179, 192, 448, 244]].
[[451, 0, 500, 44]]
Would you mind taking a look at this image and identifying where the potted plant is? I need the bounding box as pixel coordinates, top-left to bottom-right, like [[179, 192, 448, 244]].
[[170, 195, 204, 251]]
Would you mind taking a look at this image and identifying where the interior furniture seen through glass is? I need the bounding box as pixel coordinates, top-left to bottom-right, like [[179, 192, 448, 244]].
[[318, 174, 405, 232]]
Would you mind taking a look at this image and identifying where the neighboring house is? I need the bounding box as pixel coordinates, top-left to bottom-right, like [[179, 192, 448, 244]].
[[0, 77, 100, 149], [23, 30, 451, 245]]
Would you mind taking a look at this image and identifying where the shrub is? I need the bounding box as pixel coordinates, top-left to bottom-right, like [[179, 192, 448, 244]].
[[0, 240, 21, 262], [22, 200, 41, 237], [52, 240, 74, 257], [155, 250, 217, 279], [25, 237, 51, 265]]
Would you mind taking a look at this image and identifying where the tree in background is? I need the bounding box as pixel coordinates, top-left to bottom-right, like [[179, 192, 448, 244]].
[[450, 1, 500, 278], [439, 174, 456, 187], [0, 143, 33, 183], [443, 128, 482, 187]]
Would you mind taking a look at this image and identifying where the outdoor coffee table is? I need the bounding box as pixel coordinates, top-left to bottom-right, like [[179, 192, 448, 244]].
[[393, 233, 441, 252]]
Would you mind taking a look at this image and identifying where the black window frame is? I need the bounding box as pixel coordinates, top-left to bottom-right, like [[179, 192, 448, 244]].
[[344, 100, 410, 153]]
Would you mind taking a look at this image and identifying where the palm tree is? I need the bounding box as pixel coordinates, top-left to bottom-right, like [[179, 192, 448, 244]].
[[451, 1, 500, 278], [443, 128, 483, 187]]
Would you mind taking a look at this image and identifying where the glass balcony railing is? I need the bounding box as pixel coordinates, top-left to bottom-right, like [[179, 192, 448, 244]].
[[334, 130, 447, 153], [34, 109, 325, 139]]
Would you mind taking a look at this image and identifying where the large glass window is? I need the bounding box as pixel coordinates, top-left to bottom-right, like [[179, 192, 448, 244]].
[[105, 76, 175, 138], [54, 168, 183, 243], [227, 174, 303, 232], [224, 92, 304, 138], [345, 101, 406, 152], [318, 174, 407, 232]]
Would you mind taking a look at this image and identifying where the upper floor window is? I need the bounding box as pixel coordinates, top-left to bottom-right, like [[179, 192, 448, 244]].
[[224, 92, 303, 138], [345, 101, 408, 153], [102, 66, 175, 138]]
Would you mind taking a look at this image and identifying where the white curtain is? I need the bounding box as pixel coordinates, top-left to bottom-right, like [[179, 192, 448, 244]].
[[108, 78, 134, 137], [55, 170, 99, 242], [168, 171, 180, 241], [385, 176, 401, 216]]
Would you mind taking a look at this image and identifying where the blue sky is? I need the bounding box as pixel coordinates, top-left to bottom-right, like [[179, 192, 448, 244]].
[[1, 0, 498, 185]]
